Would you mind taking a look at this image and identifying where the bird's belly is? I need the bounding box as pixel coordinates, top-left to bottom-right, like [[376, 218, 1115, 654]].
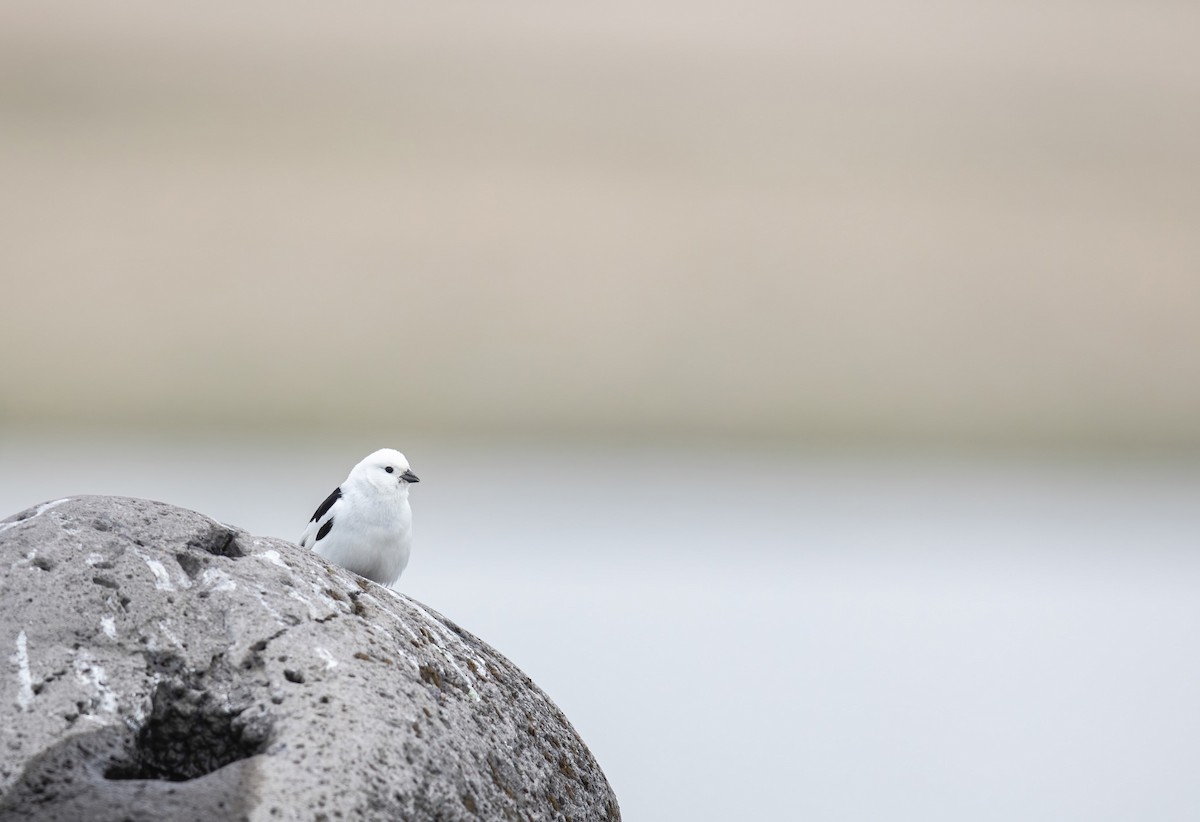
[[315, 522, 411, 586]]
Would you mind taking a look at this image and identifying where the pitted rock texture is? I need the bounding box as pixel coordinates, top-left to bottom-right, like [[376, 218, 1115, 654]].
[[0, 496, 619, 822]]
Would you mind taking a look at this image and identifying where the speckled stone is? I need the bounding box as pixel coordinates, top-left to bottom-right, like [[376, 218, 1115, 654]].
[[0, 496, 619, 822]]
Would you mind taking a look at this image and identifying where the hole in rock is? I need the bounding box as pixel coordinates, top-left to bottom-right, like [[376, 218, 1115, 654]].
[[104, 682, 270, 782], [174, 551, 206, 580], [185, 524, 245, 559]]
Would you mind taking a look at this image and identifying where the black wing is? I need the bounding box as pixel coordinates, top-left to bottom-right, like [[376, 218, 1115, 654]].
[[309, 487, 342, 523], [315, 518, 334, 542]]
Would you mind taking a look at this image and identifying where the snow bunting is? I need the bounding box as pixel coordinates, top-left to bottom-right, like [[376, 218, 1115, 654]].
[[299, 448, 419, 586]]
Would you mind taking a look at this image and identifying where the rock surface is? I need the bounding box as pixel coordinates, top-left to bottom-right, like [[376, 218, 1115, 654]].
[[0, 496, 619, 821]]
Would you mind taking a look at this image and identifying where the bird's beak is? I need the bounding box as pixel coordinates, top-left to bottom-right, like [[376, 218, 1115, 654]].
[[400, 470, 420, 483]]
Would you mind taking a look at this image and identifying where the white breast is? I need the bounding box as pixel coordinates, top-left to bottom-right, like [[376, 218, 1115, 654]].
[[312, 486, 413, 586]]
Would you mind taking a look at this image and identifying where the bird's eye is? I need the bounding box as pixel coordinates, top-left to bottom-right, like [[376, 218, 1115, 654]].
[[385, 466, 394, 474]]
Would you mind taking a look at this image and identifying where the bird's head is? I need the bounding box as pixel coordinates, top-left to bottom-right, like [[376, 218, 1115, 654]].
[[350, 448, 420, 494]]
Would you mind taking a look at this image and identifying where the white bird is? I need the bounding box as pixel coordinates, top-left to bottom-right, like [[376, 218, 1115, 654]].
[[299, 448, 420, 586]]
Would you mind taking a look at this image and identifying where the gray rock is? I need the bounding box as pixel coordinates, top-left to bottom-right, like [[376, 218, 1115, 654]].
[[0, 496, 619, 821]]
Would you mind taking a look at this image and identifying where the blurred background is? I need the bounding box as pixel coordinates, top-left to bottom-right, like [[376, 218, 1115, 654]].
[[2, 1, 1199, 819]]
